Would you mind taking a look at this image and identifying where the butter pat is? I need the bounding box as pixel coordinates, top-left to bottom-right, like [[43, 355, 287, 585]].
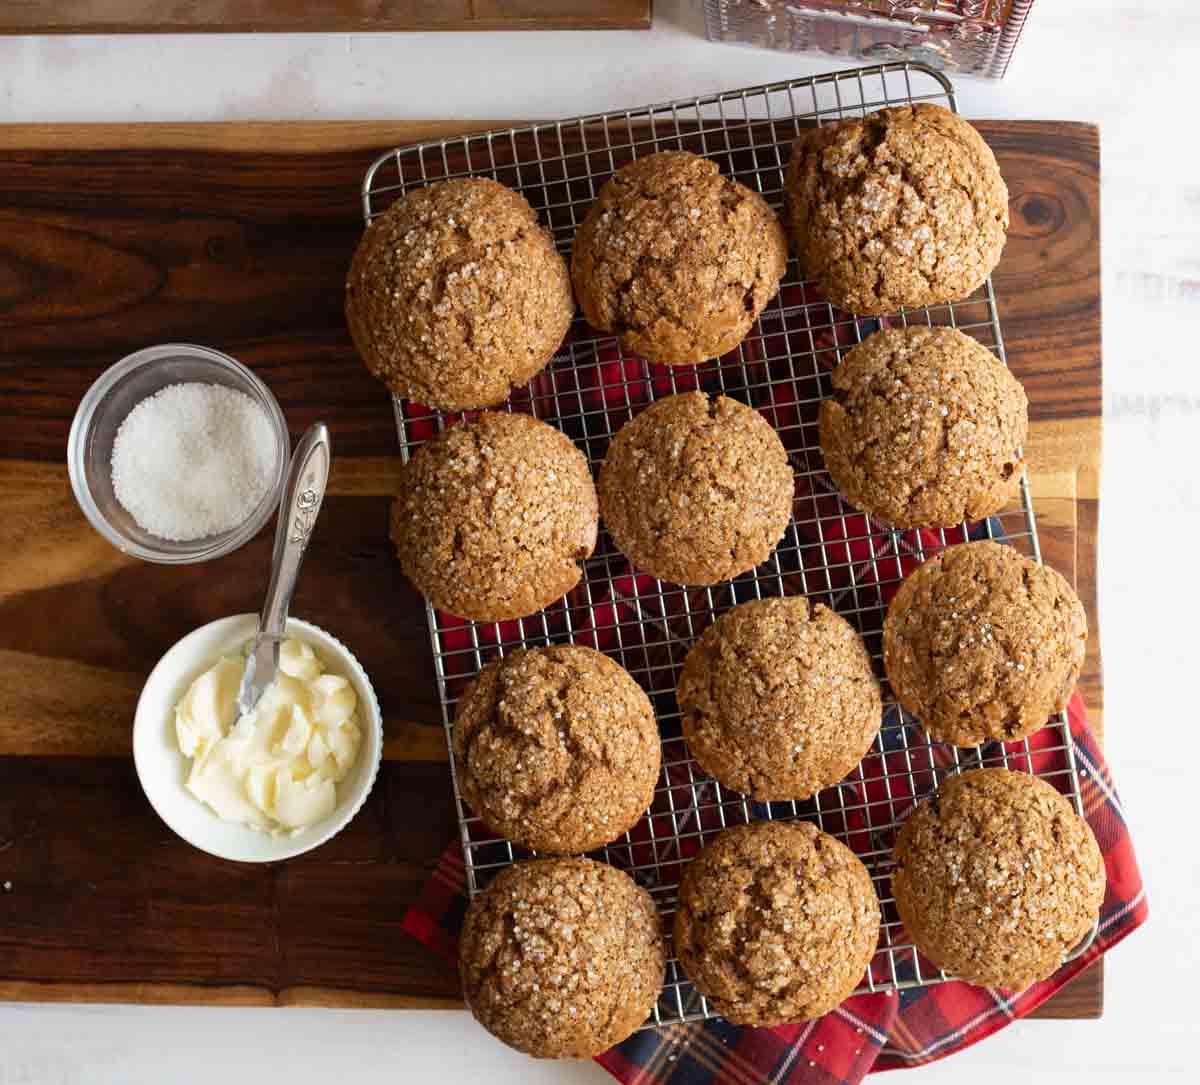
[[175, 638, 362, 835]]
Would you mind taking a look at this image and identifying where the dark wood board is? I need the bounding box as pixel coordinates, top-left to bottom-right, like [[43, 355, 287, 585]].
[[0, 0, 652, 34], [0, 119, 1102, 1018]]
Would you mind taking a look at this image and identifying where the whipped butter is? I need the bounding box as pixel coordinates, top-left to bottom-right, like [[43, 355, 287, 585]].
[[175, 638, 362, 834]]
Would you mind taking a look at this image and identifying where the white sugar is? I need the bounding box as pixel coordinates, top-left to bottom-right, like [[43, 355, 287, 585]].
[[111, 382, 276, 541]]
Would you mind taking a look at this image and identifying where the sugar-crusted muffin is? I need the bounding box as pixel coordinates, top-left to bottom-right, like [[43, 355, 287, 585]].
[[883, 541, 1087, 746], [597, 392, 793, 585], [572, 151, 788, 366], [390, 413, 598, 621], [674, 821, 880, 1025], [346, 178, 574, 411], [677, 596, 881, 800], [892, 768, 1105, 991], [785, 104, 1008, 314], [459, 858, 665, 1058], [453, 645, 660, 854], [818, 326, 1028, 528]]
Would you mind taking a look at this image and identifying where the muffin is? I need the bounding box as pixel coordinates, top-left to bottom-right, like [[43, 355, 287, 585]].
[[459, 858, 665, 1058], [390, 413, 598, 621], [598, 392, 793, 585], [572, 151, 787, 366], [346, 178, 574, 411], [785, 104, 1009, 314], [678, 596, 881, 800], [818, 326, 1028, 528], [892, 768, 1105, 991], [453, 645, 660, 854], [674, 821, 880, 1025], [883, 541, 1087, 746]]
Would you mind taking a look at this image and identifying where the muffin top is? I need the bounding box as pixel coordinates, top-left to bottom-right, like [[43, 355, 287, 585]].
[[785, 104, 1008, 314], [892, 768, 1105, 991], [459, 858, 665, 1058], [883, 541, 1087, 746], [572, 151, 787, 366], [390, 413, 598, 621], [678, 596, 881, 801], [598, 392, 794, 585], [346, 178, 574, 411], [818, 326, 1028, 528], [674, 821, 880, 1026], [453, 645, 660, 854]]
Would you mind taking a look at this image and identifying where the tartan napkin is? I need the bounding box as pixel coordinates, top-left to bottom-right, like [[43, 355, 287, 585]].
[[397, 284, 1145, 1077], [402, 691, 1146, 1082]]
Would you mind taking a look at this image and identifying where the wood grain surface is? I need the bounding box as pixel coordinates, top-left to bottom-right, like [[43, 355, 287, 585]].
[[0, 0, 652, 34], [0, 120, 1101, 1016]]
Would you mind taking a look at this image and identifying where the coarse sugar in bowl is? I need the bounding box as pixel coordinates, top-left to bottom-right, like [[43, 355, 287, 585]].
[[68, 343, 290, 564]]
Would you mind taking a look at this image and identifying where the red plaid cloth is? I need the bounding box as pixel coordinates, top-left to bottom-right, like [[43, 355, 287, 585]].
[[398, 286, 1145, 1078], [402, 692, 1145, 1082]]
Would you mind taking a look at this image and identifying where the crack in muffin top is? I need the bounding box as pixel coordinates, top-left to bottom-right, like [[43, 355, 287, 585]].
[[818, 326, 1028, 528], [891, 768, 1105, 991], [572, 151, 787, 366], [597, 392, 794, 586], [390, 412, 598, 621], [785, 105, 1008, 315], [346, 177, 574, 411], [453, 645, 660, 855], [678, 596, 882, 801], [883, 541, 1087, 746], [459, 858, 665, 1058], [674, 821, 880, 1026]]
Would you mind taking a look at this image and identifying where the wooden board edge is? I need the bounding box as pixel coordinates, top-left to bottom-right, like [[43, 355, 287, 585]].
[[0, 980, 463, 1009], [0, 973, 1099, 1016], [1029, 960, 1104, 1020], [0, 118, 1099, 154], [0, 21, 652, 33], [0, 21, 651, 34], [1032, 499, 1103, 1019], [0, 120, 523, 153], [0, 2, 651, 35]]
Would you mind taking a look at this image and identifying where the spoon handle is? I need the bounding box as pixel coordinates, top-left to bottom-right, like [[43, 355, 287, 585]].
[[260, 422, 332, 639]]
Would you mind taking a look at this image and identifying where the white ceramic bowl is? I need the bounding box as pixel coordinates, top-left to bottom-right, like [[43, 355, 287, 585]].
[[134, 614, 382, 863]]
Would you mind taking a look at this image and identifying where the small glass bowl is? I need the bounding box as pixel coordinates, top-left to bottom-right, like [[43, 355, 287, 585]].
[[67, 343, 290, 564]]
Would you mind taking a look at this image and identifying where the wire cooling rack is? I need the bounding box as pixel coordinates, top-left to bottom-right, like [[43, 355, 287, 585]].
[[363, 62, 1093, 1026]]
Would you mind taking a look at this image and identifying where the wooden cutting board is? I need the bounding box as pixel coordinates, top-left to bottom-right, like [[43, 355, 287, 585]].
[[0, 119, 1102, 1018], [0, 0, 651, 34]]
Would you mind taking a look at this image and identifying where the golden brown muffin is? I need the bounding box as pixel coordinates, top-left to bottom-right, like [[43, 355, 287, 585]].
[[390, 413, 598, 621], [572, 151, 787, 366], [785, 104, 1009, 314], [459, 858, 665, 1058], [674, 821, 880, 1025], [883, 541, 1087, 746], [346, 178, 574, 411], [892, 768, 1105, 991], [597, 392, 793, 585], [677, 596, 881, 800], [453, 645, 660, 854], [818, 327, 1028, 528]]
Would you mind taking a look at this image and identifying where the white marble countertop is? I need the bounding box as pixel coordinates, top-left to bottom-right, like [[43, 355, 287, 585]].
[[1, 1, 1194, 1081]]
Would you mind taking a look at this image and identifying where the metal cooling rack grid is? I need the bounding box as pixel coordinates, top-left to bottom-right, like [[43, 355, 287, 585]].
[[363, 62, 1092, 1027]]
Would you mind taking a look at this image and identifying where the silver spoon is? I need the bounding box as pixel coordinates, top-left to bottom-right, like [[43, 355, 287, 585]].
[[236, 422, 332, 717]]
